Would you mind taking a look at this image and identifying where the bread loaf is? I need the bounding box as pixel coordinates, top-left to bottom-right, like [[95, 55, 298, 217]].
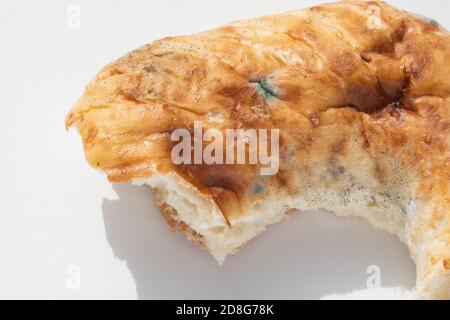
[[66, 1, 450, 299]]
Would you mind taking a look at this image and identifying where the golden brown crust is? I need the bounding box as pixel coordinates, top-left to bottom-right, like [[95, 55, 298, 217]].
[[67, 1, 450, 298]]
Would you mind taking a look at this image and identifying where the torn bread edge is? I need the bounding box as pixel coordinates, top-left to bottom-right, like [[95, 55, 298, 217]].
[[133, 172, 286, 265], [130, 171, 449, 299]]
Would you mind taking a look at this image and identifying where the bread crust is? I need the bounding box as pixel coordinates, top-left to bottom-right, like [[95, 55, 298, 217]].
[[67, 1, 450, 299], [154, 187, 207, 249]]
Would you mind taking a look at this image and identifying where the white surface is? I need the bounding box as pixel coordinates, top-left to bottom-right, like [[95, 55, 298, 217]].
[[0, 0, 448, 300]]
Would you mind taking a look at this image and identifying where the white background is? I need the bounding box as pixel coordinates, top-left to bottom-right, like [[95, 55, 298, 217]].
[[0, 0, 448, 300]]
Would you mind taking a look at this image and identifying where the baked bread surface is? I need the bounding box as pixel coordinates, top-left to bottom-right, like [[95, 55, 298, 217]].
[[66, 1, 450, 299]]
